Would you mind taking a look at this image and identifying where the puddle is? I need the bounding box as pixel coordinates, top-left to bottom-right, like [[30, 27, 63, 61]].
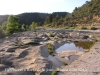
[[48, 41, 95, 69], [68, 55, 79, 60], [48, 55, 64, 69], [56, 42, 84, 52], [39, 42, 44, 44], [39, 41, 47, 45], [48, 55, 79, 69]]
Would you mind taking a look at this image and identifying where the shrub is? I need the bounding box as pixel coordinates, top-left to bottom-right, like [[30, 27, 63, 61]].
[[49, 33, 54, 37], [48, 49, 53, 55], [62, 62, 68, 66], [51, 53, 55, 56], [81, 27, 87, 30], [70, 27, 75, 29], [47, 43, 54, 55], [52, 70, 59, 75], [64, 26, 69, 29], [94, 39, 98, 42], [47, 43, 51, 49], [90, 27, 97, 30]]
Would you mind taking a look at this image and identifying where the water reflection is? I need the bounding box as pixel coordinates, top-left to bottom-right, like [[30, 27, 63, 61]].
[[39, 42, 44, 44], [74, 41, 94, 49], [48, 41, 95, 69], [48, 55, 63, 69], [48, 55, 79, 69], [56, 42, 84, 52]]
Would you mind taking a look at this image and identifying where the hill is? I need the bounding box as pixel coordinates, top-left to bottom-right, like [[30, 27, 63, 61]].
[[44, 0, 100, 27], [65, 0, 100, 26], [0, 12, 68, 26]]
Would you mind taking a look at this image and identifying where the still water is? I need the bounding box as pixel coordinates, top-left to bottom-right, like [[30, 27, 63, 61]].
[[56, 42, 84, 52], [48, 41, 95, 69]]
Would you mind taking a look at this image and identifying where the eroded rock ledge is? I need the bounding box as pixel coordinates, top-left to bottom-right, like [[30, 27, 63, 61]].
[[0, 30, 99, 75]]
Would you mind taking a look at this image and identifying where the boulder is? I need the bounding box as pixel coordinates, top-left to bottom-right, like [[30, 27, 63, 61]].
[[82, 35, 89, 39]]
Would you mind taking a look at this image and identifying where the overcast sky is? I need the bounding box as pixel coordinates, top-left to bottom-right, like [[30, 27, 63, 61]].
[[0, 0, 91, 15]]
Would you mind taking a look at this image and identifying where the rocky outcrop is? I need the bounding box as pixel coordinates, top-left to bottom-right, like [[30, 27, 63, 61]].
[[0, 30, 99, 75], [0, 32, 52, 75]]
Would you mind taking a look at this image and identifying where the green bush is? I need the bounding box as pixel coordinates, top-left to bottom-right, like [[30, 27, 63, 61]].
[[62, 62, 68, 66], [49, 33, 54, 37], [47, 43, 54, 55], [47, 43, 51, 49], [52, 70, 59, 75], [51, 53, 55, 56], [81, 27, 87, 30], [70, 27, 75, 29], [64, 26, 69, 29], [94, 39, 98, 42], [90, 27, 97, 30], [48, 49, 53, 55]]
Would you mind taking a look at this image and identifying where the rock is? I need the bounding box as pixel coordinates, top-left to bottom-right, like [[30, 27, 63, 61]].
[[0, 64, 7, 71], [82, 35, 89, 39], [18, 51, 28, 58], [0, 59, 13, 66], [39, 45, 49, 57], [6, 47, 18, 52], [69, 32, 80, 37], [89, 35, 93, 38], [41, 34, 49, 41]]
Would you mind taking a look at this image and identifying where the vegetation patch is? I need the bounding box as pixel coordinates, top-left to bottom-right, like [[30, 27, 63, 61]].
[[52, 70, 59, 75], [74, 39, 98, 52], [62, 62, 68, 66], [49, 33, 54, 37], [47, 43, 54, 55], [17, 42, 24, 46], [90, 27, 97, 30], [81, 27, 87, 30]]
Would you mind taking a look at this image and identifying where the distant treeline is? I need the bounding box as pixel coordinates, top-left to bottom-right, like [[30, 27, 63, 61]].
[[0, 12, 68, 26]]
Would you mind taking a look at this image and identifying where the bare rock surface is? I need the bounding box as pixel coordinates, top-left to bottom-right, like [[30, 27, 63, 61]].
[[0, 30, 99, 75], [0, 32, 52, 75]]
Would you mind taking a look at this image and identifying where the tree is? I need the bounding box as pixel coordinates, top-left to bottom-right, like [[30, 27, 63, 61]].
[[55, 14, 61, 22], [0, 27, 5, 38], [29, 22, 38, 38], [44, 14, 54, 25], [6, 15, 19, 34], [1, 21, 7, 31], [29, 22, 38, 30], [44, 16, 50, 24], [21, 24, 26, 31]]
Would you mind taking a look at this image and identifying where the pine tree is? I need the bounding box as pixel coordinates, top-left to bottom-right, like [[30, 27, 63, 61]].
[[6, 15, 19, 34]]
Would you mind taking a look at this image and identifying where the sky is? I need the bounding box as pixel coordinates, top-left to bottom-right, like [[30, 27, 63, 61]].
[[0, 0, 91, 15]]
